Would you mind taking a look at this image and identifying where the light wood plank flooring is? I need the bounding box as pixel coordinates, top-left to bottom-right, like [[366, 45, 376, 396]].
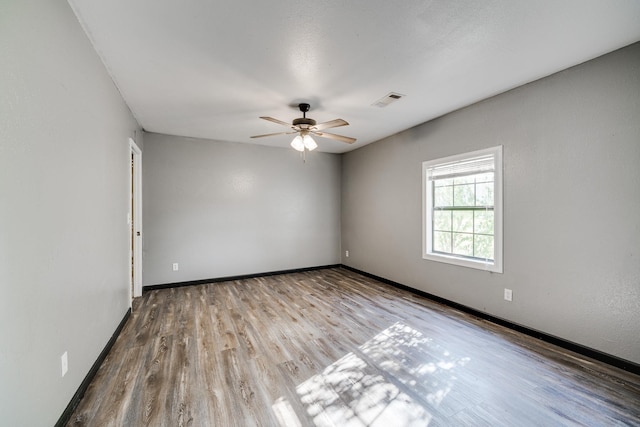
[[68, 268, 640, 426]]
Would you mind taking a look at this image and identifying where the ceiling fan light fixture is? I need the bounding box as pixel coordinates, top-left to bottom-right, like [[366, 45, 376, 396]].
[[291, 133, 317, 152], [303, 134, 317, 151], [290, 135, 305, 151]]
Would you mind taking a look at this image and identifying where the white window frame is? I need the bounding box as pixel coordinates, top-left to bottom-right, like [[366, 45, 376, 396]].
[[422, 146, 503, 273]]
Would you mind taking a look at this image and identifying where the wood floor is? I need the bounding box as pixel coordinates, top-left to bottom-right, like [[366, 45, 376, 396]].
[[67, 268, 640, 426]]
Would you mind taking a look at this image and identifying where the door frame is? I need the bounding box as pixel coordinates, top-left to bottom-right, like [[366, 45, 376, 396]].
[[129, 138, 143, 298]]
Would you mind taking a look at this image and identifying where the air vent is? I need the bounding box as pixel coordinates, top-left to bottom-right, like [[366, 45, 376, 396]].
[[372, 92, 405, 108]]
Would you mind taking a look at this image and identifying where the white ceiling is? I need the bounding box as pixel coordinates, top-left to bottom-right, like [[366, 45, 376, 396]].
[[68, 0, 640, 153]]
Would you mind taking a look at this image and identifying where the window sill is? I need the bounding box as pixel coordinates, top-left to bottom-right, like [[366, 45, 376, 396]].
[[422, 252, 502, 273]]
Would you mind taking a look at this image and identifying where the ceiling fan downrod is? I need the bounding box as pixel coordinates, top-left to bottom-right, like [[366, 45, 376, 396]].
[[293, 103, 316, 127]]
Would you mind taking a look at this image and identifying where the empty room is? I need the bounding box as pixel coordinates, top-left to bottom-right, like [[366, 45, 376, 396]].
[[1, 0, 640, 426]]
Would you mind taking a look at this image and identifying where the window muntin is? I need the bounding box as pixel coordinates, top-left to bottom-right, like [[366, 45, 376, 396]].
[[423, 146, 503, 273]]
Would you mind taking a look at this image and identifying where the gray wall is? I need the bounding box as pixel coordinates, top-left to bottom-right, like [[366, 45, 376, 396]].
[[142, 133, 341, 285], [341, 43, 640, 365], [0, 2, 636, 424], [0, 1, 141, 425]]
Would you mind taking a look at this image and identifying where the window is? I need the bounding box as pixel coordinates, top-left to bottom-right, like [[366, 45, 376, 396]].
[[423, 146, 503, 273]]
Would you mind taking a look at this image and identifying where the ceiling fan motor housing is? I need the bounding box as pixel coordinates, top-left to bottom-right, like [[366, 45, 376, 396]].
[[293, 117, 316, 127]]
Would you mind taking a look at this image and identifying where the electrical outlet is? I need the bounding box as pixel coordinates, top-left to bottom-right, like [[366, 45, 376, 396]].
[[504, 288, 513, 302], [345, 250, 349, 258], [61, 352, 68, 377], [172, 263, 179, 271]]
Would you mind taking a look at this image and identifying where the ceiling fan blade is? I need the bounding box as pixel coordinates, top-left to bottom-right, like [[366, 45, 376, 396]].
[[312, 131, 356, 144], [260, 116, 293, 127], [250, 131, 295, 138], [313, 118, 349, 131]]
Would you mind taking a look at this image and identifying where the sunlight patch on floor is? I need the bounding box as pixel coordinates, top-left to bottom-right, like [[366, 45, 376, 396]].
[[273, 322, 470, 426]]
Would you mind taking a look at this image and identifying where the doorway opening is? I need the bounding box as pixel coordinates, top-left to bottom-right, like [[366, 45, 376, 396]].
[[129, 138, 142, 300]]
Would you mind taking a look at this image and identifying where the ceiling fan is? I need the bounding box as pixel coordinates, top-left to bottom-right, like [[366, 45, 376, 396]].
[[251, 103, 356, 152]]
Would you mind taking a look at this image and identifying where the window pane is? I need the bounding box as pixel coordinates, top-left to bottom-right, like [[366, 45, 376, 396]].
[[453, 184, 475, 206], [475, 182, 494, 206], [434, 178, 453, 187], [433, 231, 452, 253], [474, 235, 494, 260], [452, 210, 473, 233], [475, 172, 494, 183], [474, 211, 494, 234], [434, 211, 452, 231], [454, 175, 475, 184], [434, 185, 453, 207], [452, 233, 473, 256]]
